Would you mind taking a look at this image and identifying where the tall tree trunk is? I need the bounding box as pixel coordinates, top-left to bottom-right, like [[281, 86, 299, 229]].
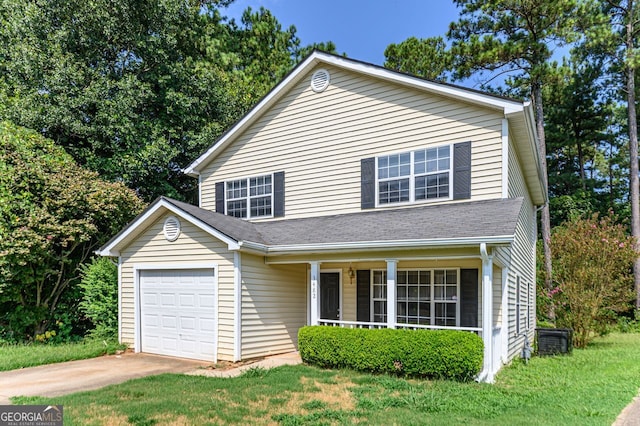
[[532, 80, 554, 320], [626, 1, 640, 309]]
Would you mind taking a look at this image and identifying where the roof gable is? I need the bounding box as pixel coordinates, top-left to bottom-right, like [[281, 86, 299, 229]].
[[97, 197, 242, 257], [182, 52, 545, 205]]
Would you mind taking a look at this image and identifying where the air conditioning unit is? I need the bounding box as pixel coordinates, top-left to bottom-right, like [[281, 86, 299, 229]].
[[536, 328, 573, 355]]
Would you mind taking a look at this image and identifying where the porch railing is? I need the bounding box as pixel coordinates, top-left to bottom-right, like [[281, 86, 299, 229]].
[[318, 319, 482, 334]]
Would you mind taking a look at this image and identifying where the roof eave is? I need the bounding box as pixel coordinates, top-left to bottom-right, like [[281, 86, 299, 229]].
[[96, 198, 240, 257], [239, 235, 514, 256]]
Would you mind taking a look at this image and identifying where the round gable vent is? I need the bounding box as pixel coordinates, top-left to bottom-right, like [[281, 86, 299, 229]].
[[163, 216, 181, 242], [310, 69, 330, 92]]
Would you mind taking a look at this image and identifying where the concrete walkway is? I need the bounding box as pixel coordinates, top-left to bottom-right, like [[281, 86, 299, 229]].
[[185, 351, 302, 378], [614, 392, 640, 426]]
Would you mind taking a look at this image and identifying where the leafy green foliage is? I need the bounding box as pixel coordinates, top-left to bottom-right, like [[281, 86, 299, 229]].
[[384, 36, 452, 81], [78, 257, 118, 339], [550, 214, 636, 347], [0, 1, 333, 202], [298, 326, 483, 381], [0, 122, 144, 340]]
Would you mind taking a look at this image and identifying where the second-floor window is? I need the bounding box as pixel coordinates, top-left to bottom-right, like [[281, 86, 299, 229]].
[[377, 145, 451, 205], [226, 174, 273, 219]]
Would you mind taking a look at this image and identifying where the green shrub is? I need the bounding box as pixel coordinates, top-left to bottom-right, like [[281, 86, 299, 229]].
[[298, 326, 483, 381], [78, 257, 118, 339]]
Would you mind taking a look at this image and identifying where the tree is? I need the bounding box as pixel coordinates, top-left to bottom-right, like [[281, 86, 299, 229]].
[[0, 1, 322, 203], [383, 37, 452, 81], [543, 60, 617, 225], [0, 122, 144, 339], [447, 0, 581, 318], [550, 214, 635, 347], [78, 257, 119, 339]]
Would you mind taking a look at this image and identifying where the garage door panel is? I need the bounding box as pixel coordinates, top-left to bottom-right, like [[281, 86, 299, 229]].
[[140, 269, 216, 361]]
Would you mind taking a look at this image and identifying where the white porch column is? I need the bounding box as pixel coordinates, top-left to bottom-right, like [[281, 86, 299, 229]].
[[310, 262, 320, 326], [480, 243, 494, 383], [386, 260, 397, 329], [233, 252, 242, 362]]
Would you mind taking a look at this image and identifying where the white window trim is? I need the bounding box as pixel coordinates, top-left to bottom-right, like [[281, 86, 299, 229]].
[[375, 144, 454, 208], [370, 268, 460, 326], [225, 173, 274, 220]]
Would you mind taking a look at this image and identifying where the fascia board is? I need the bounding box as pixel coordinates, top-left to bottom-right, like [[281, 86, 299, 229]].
[[183, 51, 525, 176], [506, 104, 547, 205], [238, 235, 514, 256], [97, 199, 240, 256], [183, 54, 321, 176], [324, 53, 524, 113]]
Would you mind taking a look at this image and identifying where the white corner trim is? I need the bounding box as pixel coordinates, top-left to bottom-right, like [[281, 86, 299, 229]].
[[501, 119, 509, 199], [233, 252, 242, 362], [117, 257, 122, 344]]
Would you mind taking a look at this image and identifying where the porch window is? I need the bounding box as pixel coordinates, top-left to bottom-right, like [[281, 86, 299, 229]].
[[376, 145, 451, 206], [372, 269, 459, 326], [372, 270, 387, 322], [225, 174, 273, 219]]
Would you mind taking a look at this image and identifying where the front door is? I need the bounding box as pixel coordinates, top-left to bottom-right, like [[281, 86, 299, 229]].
[[320, 272, 340, 320]]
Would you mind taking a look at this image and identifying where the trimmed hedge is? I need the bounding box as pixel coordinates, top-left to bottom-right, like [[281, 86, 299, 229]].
[[298, 326, 483, 381]]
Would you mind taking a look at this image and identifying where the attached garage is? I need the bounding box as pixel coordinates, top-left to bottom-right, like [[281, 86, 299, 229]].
[[138, 268, 217, 361]]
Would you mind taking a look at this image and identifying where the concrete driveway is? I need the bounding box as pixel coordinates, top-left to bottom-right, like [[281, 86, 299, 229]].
[[0, 353, 210, 404]]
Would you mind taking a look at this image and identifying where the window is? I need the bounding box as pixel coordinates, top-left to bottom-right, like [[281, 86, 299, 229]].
[[372, 270, 387, 323], [372, 269, 459, 326], [226, 174, 272, 219], [377, 146, 451, 206]]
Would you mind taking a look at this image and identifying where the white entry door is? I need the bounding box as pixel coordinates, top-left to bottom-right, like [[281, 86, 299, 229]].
[[139, 269, 216, 361]]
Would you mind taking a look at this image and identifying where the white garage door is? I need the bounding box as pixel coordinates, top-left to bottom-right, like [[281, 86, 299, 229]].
[[139, 269, 216, 361]]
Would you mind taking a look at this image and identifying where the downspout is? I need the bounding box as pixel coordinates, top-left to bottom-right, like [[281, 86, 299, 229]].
[[479, 243, 494, 383]]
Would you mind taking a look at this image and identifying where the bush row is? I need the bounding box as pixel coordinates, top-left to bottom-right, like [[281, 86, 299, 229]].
[[298, 326, 483, 381]]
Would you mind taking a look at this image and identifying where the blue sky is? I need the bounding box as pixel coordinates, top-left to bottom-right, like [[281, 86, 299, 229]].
[[223, 0, 461, 66]]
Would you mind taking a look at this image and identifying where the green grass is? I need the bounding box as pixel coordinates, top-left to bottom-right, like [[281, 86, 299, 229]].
[[12, 333, 640, 425], [0, 339, 126, 371]]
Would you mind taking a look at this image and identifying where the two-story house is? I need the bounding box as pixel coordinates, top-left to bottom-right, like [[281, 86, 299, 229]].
[[98, 51, 545, 382]]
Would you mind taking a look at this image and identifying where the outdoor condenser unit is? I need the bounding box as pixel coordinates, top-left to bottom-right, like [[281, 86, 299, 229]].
[[536, 328, 573, 355]]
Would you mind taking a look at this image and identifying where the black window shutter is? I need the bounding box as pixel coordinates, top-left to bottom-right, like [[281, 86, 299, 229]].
[[215, 182, 225, 214], [273, 171, 285, 217], [460, 268, 479, 328], [453, 141, 471, 200], [356, 270, 371, 322], [361, 157, 376, 209]]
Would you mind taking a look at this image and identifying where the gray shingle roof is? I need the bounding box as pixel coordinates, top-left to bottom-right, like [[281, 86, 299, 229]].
[[164, 197, 523, 247]]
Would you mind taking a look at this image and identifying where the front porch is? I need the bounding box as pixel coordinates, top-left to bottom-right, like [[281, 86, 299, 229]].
[[296, 244, 503, 382]]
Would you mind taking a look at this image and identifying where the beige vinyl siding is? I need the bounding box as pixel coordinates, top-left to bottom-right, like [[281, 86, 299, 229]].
[[240, 254, 306, 358], [200, 65, 505, 218], [119, 213, 235, 360], [505, 138, 537, 362]]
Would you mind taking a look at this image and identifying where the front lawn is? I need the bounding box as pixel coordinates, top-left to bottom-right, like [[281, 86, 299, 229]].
[[14, 333, 640, 425], [0, 340, 126, 371]]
